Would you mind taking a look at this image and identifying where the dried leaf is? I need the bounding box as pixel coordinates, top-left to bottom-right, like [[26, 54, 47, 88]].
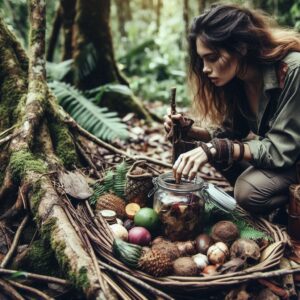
[[58, 170, 92, 200]]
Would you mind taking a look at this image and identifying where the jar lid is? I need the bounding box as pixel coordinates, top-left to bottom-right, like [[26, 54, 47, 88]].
[[156, 172, 204, 192]]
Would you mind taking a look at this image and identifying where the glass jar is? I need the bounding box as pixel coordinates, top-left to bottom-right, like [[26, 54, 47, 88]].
[[152, 173, 205, 241]]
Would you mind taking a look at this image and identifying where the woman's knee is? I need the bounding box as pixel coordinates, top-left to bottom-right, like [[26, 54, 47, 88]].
[[234, 177, 255, 211]]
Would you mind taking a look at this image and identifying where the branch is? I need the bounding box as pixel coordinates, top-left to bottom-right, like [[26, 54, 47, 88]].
[[0, 269, 69, 285], [0, 278, 24, 300], [9, 280, 53, 300]]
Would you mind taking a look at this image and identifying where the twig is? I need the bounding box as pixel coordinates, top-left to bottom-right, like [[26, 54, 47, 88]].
[[0, 268, 70, 285], [75, 141, 102, 179], [0, 132, 19, 146], [0, 278, 24, 300], [258, 279, 288, 299], [9, 280, 54, 300], [0, 125, 16, 139], [99, 261, 174, 300], [71, 121, 172, 168], [1, 215, 29, 268]]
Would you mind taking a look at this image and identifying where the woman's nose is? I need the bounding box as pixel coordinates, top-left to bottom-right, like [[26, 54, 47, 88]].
[[203, 65, 212, 75]]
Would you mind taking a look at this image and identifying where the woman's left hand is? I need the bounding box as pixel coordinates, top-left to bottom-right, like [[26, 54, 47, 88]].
[[173, 147, 209, 183]]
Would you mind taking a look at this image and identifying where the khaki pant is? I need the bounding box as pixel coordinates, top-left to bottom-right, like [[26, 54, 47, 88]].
[[216, 162, 298, 214]]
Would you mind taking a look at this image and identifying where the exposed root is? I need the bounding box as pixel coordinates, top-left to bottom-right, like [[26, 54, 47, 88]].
[[0, 171, 14, 202]]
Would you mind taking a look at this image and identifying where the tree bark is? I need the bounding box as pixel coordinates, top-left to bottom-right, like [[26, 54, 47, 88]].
[[60, 0, 76, 61], [73, 0, 128, 89], [46, 3, 62, 62], [115, 0, 132, 37], [183, 0, 189, 38], [156, 0, 162, 32]]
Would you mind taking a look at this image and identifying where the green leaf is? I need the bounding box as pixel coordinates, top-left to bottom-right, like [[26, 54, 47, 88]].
[[49, 81, 128, 141], [7, 271, 28, 280]]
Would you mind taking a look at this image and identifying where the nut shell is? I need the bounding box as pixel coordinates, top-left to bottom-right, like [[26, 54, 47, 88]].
[[195, 234, 213, 254], [230, 238, 261, 263], [207, 242, 229, 265], [173, 257, 198, 276]]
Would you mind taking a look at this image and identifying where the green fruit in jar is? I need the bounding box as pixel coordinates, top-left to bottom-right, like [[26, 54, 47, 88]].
[[134, 207, 160, 231]]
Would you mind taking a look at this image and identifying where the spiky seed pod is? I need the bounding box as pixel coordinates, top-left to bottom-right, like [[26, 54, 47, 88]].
[[138, 248, 173, 277], [96, 193, 126, 218], [151, 241, 180, 260]]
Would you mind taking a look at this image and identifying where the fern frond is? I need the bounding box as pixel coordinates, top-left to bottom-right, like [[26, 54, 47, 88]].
[[74, 43, 98, 81], [47, 59, 73, 81], [49, 81, 128, 141]]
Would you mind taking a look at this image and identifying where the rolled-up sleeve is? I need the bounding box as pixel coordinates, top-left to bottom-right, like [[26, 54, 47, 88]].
[[246, 67, 300, 169]]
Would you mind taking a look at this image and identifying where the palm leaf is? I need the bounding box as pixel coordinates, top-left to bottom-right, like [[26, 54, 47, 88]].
[[49, 81, 128, 141]]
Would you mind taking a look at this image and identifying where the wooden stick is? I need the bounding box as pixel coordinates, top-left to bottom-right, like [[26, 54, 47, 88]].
[[1, 215, 29, 268], [258, 279, 289, 299], [9, 280, 54, 300], [75, 141, 102, 179], [0, 268, 70, 285], [99, 261, 174, 300], [0, 278, 24, 300]]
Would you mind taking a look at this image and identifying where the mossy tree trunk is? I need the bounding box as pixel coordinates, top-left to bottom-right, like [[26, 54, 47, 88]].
[[0, 1, 116, 298]]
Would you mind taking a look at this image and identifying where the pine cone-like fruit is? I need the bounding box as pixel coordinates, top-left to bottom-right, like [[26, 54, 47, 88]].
[[138, 248, 173, 277], [96, 193, 126, 218], [151, 241, 180, 260]]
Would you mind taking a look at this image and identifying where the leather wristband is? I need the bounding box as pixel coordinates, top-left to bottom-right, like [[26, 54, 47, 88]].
[[210, 138, 234, 164]]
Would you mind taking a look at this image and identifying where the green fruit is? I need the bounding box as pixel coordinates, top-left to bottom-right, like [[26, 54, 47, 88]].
[[134, 208, 160, 231]]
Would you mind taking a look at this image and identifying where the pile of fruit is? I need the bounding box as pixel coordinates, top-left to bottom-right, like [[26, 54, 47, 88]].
[[96, 192, 266, 278]]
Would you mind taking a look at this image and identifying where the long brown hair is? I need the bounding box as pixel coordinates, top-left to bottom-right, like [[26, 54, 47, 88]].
[[188, 4, 300, 124]]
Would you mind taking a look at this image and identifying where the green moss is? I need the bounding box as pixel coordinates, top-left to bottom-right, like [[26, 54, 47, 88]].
[[9, 149, 47, 183], [30, 181, 45, 216], [14, 239, 62, 278], [40, 218, 90, 290], [48, 122, 78, 169], [40, 217, 57, 242]]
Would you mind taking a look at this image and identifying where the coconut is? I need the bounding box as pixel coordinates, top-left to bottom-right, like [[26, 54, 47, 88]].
[[173, 257, 198, 276], [211, 221, 239, 245]]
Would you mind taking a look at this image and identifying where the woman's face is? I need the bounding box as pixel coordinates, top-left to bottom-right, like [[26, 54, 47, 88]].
[[196, 37, 239, 86]]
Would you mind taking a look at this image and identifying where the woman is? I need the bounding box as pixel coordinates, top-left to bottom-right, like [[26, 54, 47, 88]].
[[164, 4, 300, 215]]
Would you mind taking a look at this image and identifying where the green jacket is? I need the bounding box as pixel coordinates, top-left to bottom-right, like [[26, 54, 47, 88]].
[[210, 52, 300, 169]]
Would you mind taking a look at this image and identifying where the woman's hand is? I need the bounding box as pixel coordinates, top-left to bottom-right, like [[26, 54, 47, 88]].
[[173, 146, 210, 183], [163, 113, 186, 134]]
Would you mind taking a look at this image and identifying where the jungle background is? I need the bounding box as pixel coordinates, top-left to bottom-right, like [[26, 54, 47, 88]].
[[0, 0, 300, 299]]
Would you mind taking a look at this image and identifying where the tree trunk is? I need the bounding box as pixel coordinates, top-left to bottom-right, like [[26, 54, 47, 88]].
[[183, 0, 189, 38], [156, 0, 162, 32], [61, 0, 76, 61], [73, 0, 128, 89], [115, 0, 132, 37], [46, 3, 62, 62], [199, 0, 206, 13], [0, 1, 118, 298]]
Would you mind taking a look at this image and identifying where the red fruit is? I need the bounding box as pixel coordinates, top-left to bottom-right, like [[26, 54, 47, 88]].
[[128, 227, 151, 246]]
